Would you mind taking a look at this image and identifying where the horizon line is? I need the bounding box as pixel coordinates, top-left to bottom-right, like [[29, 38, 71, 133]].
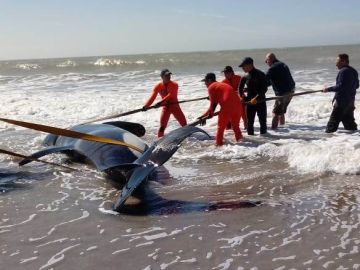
[[1, 42, 359, 62]]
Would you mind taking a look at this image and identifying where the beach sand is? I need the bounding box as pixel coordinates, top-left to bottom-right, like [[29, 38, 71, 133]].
[[1, 129, 360, 269]]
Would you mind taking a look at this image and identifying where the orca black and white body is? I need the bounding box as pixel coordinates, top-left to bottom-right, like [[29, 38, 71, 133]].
[[20, 121, 148, 183], [20, 121, 210, 211]]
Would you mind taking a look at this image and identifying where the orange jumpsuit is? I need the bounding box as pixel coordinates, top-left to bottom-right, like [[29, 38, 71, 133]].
[[144, 80, 187, 137], [204, 81, 242, 146], [222, 74, 247, 129]]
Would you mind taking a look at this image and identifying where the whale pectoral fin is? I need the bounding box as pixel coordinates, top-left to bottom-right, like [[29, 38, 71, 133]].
[[103, 121, 146, 137], [19, 146, 75, 166], [113, 164, 156, 211]]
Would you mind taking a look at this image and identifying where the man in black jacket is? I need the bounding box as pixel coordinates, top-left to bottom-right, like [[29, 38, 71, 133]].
[[323, 53, 359, 133], [265, 53, 295, 129], [238, 57, 268, 135]]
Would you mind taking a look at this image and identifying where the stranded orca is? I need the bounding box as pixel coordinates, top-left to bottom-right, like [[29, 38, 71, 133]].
[[19, 121, 209, 211]]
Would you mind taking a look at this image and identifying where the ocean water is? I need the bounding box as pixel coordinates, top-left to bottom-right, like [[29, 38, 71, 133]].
[[1, 44, 360, 269]]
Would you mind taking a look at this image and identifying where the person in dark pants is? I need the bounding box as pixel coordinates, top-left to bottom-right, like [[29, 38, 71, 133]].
[[238, 57, 268, 135], [265, 53, 295, 129], [323, 54, 359, 133]]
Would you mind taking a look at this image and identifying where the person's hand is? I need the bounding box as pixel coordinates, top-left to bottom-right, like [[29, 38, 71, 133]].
[[322, 86, 328, 93], [197, 116, 207, 126], [199, 118, 207, 126], [141, 106, 148, 111], [250, 97, 257, 105], [206, 96, 210, 100]]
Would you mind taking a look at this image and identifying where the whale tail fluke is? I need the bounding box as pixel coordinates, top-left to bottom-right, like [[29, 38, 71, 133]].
[[102, 121, 146, 137], [113, 126, 210, 212]]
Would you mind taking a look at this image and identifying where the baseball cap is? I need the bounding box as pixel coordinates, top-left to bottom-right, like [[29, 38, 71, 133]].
[[160, 69, 172, 77], [239, 57, 254, 67], [201, 72, 216, 82], [222, 66, 234, 73]]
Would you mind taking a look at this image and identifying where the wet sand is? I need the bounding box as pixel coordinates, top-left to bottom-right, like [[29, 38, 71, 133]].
[[1, 131, 360, 270]]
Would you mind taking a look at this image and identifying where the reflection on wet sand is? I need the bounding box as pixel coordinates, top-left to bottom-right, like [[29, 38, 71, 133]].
[[0, 170, 55, 193], [116, 185, 262, 216]]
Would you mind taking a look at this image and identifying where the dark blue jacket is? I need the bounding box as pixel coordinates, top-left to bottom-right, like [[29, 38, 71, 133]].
[[238, 68, 268, 101], [266, 60, 295, 96], [327, 65, 359, 106]]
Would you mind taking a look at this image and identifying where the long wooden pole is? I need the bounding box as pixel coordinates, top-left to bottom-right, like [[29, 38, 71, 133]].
[[244, 90, 322, 104], [0, 148, 77, 171], [0, 117, 144, 153], [82, 96, 208, 124]]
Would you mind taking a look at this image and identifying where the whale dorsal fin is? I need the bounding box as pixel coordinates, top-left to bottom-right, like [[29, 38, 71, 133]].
[[103, 121, 146, 137]]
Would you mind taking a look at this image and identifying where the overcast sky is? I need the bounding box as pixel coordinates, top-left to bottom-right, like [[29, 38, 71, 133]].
[[1, 0, 359, 60]]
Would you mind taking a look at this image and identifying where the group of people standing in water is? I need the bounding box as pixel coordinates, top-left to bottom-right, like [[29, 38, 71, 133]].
[[142, 53, 359, 146]]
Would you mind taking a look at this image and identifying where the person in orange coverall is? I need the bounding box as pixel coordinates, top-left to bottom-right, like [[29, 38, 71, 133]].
[[199, 73, 243, 146], [221, 65, 247, 129], [143, 69, 187, 137]]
